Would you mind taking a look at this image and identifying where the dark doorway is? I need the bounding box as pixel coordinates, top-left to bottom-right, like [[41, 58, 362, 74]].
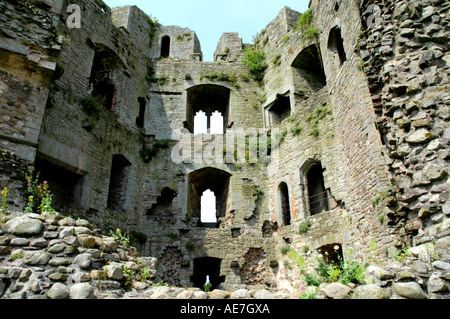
[[136, 97, 146, 128], [317, 243, 343, 265], [92, 80, 115, 110], [279, 182, 291, 226], [306, 163, 329, 215], [107, 154, 131, 212], [34, 157, 84, 211], [191, 257, 225, 291], [161, 36, 171, 58]]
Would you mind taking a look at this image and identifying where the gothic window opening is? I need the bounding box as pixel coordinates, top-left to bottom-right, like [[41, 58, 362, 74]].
[[328, 26, 347, 66], [268, 94, 291, 126], [187, 84, 230, 134], [194, 111, 208, 134], [306, 163, 329, 215], [188, 167, 231, 228], [136, 97, 146, 128], [210, 111, 224, 135], [107, 155, 131, 212], [292, 44, 326, 91], [201, 189, 217, 224], [279, 182, 291, 226], [193, 111, 224, 135], [161, 36, 171, 58]]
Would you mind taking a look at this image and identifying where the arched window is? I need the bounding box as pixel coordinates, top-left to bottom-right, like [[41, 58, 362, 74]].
[[186, 84, 230, 134], [194, 111, 208, 134], [188, 167, 231, 228], [328, 26, 347, 66], [279, 182, 291, 226], [306, 163, 329, 215], [161, 36, 170, 58], [201, 189, 217, 223], [210, 111, 224, 134]]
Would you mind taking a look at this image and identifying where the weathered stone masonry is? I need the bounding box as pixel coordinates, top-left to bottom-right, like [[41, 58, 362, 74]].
[[0, 0, 448, 297]]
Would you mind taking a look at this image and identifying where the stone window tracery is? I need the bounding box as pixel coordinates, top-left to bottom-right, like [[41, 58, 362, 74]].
[[186, 84, 230, 135]]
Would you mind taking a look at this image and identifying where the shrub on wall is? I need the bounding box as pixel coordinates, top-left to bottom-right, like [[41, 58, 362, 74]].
[[242, 48, 268, 82]]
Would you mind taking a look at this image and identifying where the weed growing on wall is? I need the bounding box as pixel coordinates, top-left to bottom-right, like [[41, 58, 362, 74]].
[[148, 16, 160, 43], [24, 167, 56, 215], [298, 220, 312, 234], [314, 247, 367, 286], [305, 104, 333, 137], [295, 9, 319, 41], [201, 72, 240, 88], [140, 138, 174, 163], [80, 95, 104, 120], [110, 228, 131, 247], [1, 187, 7, 219], [242, 48, 268, 82]]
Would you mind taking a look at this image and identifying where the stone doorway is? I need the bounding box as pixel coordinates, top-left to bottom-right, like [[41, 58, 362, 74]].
[[318, 243, 343, 265], [191, 257, 225, 291]]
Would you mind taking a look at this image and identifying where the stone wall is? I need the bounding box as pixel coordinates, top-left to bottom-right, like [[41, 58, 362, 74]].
[[0, 151, 30, 212], [0, 212, 157, 299], [358, 0, 450, 260], [150, 26, 202, 61], [0, 0, 61, 161], [1, 211, 448, 299], [214, 33, 243, 62]]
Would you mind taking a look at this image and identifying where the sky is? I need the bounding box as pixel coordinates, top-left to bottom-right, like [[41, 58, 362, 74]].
[[103, 0, 310, 61]]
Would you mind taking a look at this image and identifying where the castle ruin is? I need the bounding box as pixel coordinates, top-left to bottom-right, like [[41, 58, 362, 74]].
[[0, 0, 449, 297]]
